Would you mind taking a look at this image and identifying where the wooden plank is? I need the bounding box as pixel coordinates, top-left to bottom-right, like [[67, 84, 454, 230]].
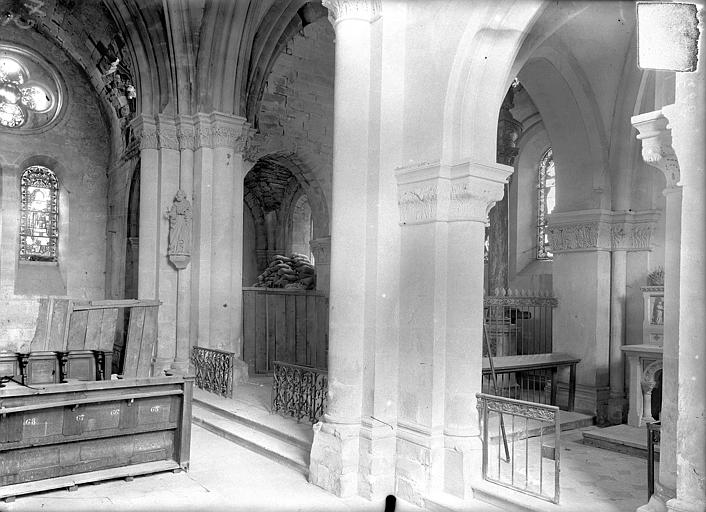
[[175, 377, 193, 467], [122, 308, 146, 378], [84, 309, 104, 351], [71, 299, 161, 311], [273, 294, 286, 364], [254, 292, 267, 373], [48, 299, 72, 352], [294, 295, 307, 365], [29, 298, 52, 352], [136, 307, 158, 378], [266, 294, 276, 372], [242, 290, 257, 372], [306, 295, 317, 367], [66, 310, 89, 351], [0, 460, 179, 499], [285, 294, 296, 365], [98, 308, 119, 352], [316, 296, 329, 370]]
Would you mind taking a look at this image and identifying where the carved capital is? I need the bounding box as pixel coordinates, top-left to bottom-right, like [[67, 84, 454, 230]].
[[191, 113, 249, 151], [322, 0, 381, 24], [310, 237, 331, 265], [395, 160, 511, 225], [132, 116, 158, 151], [610, 210, 661, 251], [632, 109, 681, 188], [546, 210, 612, 253]]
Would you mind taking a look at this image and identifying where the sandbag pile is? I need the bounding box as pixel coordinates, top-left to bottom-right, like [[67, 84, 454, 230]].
[[253, 253, 316, 290]]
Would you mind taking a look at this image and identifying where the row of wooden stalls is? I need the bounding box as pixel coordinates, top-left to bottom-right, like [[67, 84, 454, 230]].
[[0, 299, 192, 502]]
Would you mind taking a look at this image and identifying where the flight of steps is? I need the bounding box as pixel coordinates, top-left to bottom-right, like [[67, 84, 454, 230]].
[[191, 390, 312, 476]]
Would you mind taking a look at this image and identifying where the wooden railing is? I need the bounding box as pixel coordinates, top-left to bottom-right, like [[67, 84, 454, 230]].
[[242, 287, 328, 373]]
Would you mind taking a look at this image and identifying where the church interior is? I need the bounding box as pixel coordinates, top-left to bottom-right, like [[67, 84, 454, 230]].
[[0, 0, 704, 511]]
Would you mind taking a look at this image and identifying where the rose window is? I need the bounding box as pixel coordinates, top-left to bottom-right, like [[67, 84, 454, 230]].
[[0, 46, 61, 131]]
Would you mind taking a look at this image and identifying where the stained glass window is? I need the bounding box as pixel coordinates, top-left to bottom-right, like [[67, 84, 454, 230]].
[[537, 148, 556, 260], [20, 166, 58, 261], [0, 56, 54, 128]]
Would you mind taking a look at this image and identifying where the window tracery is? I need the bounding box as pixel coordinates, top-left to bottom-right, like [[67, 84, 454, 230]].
[[20, 166, 59, 262], [537, 148, 556, 260], [0, 57, 54, 128]]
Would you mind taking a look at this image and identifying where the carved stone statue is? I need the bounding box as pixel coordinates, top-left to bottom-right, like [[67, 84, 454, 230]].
[[166, 190, 192, 269]]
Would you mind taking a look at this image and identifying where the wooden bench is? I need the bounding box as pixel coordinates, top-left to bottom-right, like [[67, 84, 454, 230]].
[[482, 353, 580, 411]]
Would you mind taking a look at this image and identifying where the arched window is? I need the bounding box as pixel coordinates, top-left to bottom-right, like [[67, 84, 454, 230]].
[[536, 148, 555, 260], [20, 165, 59, 262]]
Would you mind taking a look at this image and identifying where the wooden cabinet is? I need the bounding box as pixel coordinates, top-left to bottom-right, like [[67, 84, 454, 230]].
[[0, 375, 192, 500]]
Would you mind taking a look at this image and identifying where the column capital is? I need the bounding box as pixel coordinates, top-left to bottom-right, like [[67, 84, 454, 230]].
[[632, 109, 681, 188], [609, 210, 661, 251], [193, 112, 250, 151], [322, 0, 381, 25], [395, 160, 512, 225], [310, 236, 331, 265]]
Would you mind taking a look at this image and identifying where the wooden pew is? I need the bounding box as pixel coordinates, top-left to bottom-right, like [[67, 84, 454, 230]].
[[26, 298, 160, 382]]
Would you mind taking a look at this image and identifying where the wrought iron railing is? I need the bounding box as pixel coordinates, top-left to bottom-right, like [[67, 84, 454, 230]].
[[476, 392, 561, 504], [647, 421, 661, 500], [271, 360, 327, 423], [483, 289, 558, 405], [191, 346, 235, 398]]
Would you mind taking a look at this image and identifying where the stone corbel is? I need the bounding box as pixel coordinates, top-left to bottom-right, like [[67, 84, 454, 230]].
[[632, 109, 681, 189], [395, 160, 512, 225], [322, 0, 381, 25]]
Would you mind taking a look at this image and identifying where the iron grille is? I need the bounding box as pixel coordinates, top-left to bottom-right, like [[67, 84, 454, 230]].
[[271, 360, 327, 423], [191, 346, 235, 398]]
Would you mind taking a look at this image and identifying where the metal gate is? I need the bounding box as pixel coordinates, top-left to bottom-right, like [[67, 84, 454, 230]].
[[476, 392, 561, 504]]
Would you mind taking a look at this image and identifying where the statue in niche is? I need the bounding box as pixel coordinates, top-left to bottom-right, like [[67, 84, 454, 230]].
[[651, 296, 664, 326], [166, 190, 192, 269]]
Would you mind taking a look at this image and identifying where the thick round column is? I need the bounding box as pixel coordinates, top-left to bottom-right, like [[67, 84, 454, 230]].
[[668, 42, 706, 512], [308, 0, 379, 499]]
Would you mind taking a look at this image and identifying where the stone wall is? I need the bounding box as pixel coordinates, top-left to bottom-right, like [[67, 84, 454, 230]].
[[0, 27, 110, 352], [251, 17, 334, 221]]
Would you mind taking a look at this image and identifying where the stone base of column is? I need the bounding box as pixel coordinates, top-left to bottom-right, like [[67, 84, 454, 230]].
[[443, 434, 483, 499], [358, 418, 396, 499], [638, 483, 676, 512], [394, 422, 445, 507], [152, 357, 173, 376], [169, 360, 192, 375], [607, 396, 628, 425], [309, 419, 361, 497], [666, 498, 706, 512], [557, 382, 611, 419], [233, 358, 249, 384]]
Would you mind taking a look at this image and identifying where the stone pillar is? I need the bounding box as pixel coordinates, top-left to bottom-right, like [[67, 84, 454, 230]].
[[309, 236, 331, 293], [394, 160, 511, 504], [308, 0, 379, 498], [171, 116, 196, 374], [133, 114, 180, 375], [607, 211, 661, 425], [633, 110, 682, 509], [666, 31, 706, 512], [547, 210, 613, 418]]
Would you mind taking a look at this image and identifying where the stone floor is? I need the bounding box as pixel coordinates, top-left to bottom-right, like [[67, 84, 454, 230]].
[[0, 376, 652, 512]]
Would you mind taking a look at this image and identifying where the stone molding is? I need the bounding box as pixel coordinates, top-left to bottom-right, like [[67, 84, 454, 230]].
[[632, 108, 681, 189], [132, 113, 249, 152], [396, 420, 445, 449], [322, 0, 381, 24], [547, 209, 660, 253], [395, 160, 512, 225], [309, 237, 331, 265]]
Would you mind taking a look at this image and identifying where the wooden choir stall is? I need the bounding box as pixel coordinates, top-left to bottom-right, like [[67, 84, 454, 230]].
[[0, 298, 192, 502]]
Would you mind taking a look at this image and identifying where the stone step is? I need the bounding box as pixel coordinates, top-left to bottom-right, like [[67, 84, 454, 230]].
[[191, 403, 310, 476], [581, 424, 659, 460], [192, 394, 311, 451]]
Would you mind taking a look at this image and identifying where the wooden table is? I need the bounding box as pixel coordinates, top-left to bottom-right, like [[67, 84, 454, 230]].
[[482, 353, 580, 411]]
